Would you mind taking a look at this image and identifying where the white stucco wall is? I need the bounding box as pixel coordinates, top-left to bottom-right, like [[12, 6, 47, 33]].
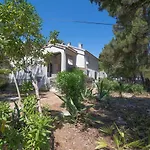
[[45, 46, 66, 72], [74, 48, 85, 68], [85, 51, 99, 80]]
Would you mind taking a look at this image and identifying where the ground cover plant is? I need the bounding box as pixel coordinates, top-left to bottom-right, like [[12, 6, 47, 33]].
[[93, 94, 150, 150], [0, 95, 53, 150]]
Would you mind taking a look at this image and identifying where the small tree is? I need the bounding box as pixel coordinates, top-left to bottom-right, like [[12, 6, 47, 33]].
[[57, 68, 86, 116], [0, 0, 46, 112]]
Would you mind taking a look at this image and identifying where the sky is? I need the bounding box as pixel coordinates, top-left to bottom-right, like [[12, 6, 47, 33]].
[[3, 0, 116, 57]]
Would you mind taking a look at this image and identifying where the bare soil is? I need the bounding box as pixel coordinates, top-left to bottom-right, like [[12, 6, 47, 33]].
[[40, 92, 100, 150], [40, 91, 150, 150], [54, 123, 99, 150]]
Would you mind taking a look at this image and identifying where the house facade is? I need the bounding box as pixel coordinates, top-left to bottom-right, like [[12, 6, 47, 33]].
[[12, 43, 105, 88], [44, 43, 100, 80]]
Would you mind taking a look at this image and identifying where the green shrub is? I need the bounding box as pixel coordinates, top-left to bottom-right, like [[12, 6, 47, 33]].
[[57, 68, 85, 110], [95, 79, 110, 100], [0, 95, 53, 150], [22, 95, 37, 117], [99, 79, 144, 94], [0, 102, 11, 121], [22, 113, 52, 150], [101, 78, 119, 91], [21, 81, 34, 94], [119, 83, 144, 94], [129, 84, 144, 93], [0, 69, 10, 91]]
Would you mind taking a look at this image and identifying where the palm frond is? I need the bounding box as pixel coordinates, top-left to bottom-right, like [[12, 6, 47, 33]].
[[124, 140, 144, 149], [95, 138, 108, 149], [99, 125, 114, 135]]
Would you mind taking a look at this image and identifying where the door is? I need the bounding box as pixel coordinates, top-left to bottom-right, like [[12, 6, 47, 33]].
[[47, 63, 52, 77]]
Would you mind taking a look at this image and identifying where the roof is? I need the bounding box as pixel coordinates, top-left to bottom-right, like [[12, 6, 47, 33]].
[[44, 43, 77, 54], [70, 45, 99, 60], [45, 43, 99, 60]]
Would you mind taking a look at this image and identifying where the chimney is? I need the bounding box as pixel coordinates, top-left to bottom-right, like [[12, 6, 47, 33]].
[[67, 42, 71, 46], [78, 43, 83, 49]]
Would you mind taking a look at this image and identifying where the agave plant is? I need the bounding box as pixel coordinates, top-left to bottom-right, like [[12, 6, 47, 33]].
[[96, 123, 143, 150], [81, 87, 94, 100], [95, 80, 110, 101], [56, 94, 78, 117]]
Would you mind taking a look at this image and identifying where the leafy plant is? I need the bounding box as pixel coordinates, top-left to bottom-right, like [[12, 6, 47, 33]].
[[96, 123, 143, 150], [22, 113, 52, 150], [56, 94, 78, 117], [21, 81, 34, 95], [57, 68, 85, 110], [95, 138, 108, 150], [0, 69, 10, 91], [0, 95, 53, 150], [81, 87, 94, 100], [99, 125, 114, 135], [22, 95, 37, 117], [0, 102, 11, 122], [95, 79, 110, 100]]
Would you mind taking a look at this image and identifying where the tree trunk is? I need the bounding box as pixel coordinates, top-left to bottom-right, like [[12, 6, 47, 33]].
[[29, 72, 42, 114], [31, 79, 42, 114], [12, 71, 21, 104]]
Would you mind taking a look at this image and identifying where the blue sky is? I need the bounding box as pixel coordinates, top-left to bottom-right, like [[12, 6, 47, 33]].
[[4, 0, 116, 57]]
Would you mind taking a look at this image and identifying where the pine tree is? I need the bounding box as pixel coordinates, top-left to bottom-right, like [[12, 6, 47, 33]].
[[91, 0, 150, 83]]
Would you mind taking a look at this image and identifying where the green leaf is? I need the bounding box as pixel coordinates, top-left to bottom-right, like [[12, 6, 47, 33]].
[[95, 138, 108, 149]]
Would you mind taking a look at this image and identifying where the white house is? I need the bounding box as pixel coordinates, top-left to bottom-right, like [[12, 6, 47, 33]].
[[13, 43, 103, 88], [44, 43, 100, 79]]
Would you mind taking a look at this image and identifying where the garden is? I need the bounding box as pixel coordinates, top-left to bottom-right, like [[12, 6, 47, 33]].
[[1, 68, 150, 150], [1, 0, 150, 149]]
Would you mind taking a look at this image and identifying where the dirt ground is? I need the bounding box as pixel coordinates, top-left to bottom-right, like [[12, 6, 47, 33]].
[[40, 91, 150, 150], [40, 92, 100, 150], [54, 123, 99, 150]]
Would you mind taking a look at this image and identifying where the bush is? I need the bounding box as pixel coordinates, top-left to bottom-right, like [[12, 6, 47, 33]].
[[101, 78, 119, 92], [0, 69, 10, 91], [123, 83, 144, 93], [98, 79, 144, 94], [57, 68, 86, 110], [22, 113, 52, 150], [0, 96, 53, 150], [22, 95, 37, 117], [21, 81, 34, 94]]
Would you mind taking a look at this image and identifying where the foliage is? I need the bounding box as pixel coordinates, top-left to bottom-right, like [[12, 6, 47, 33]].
[[81, 86, 94, 100], [43, 52, 53, 65], [56, 94, 78, 117], [96, 78, 145, 94], [0, 96, 53, 150], [49, 30, 63, 44], [22, 95, 37, 117], [0, 69, 10, 91], [21, 81, 34, 94], [91, 0, 150, 84], [96, 123, 143, 150], [95, 138, 108, 149], [0, 69, 11, 75], [0, 102, 11, 122], [0, 0, 46, 67], [22, 113, 52, 150], [95, 79, 110, 100], [57, 68, 86, 110]]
